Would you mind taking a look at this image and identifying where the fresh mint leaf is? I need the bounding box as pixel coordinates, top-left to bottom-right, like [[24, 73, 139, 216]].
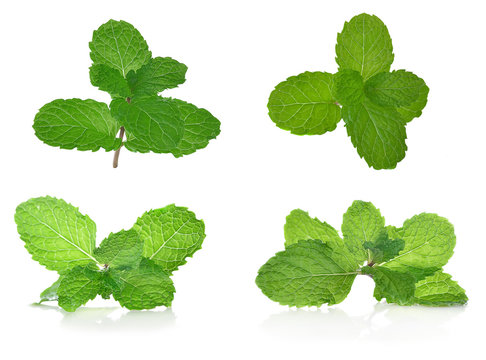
[[94, 229, 143, 269], [267, 71, 341, 135], [57, 265, 102, 312], [89, 64, 131, 98], [256, 201, 467, 307], [396, 79, 429, 123], [336, 13, 394, 80], [127, 57, 187, 96], [15, 196, 97, 272], [333, 69, 364, 105], [133, 204, 205, 273], [33, 99, 122, 152], [256, 240, 358, 307]]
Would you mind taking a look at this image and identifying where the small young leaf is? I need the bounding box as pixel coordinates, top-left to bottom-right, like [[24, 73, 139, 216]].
[[362, 266, 416, 305], [112, 259, 174, 310], [133, 204, 205, 273], [33, 99, 122, 152], [343, 99, 407, 169], [89, 64, 131, 98], [39, 277, 63, 303], [396, 79, 429, 123], [89, 19, 151, 77], [363, 231, 405, 263], [127, 57, 188, 96], [267, 71, 341, 135], [414, 271, 468, 306], [256, 240, 358, 307], [336, 13, 394, 80], [57, 265, 102, 312], [94, 229, 143, 269], [15, 196, 97, 272], [333, 69, 364, 105]]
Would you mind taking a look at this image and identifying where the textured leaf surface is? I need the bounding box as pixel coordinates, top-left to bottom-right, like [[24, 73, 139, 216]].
[[364, 70, 423, 107], [333, 69, 364, 105], [89, 64, 131, 98], [39, 277, 62, 303], [343, 99, 407, 169], [342, 200, 385, 263], [363, 266, 415, 305], [94, 229, 143, 269], [15, 196, 97, 271], [268, 71, 341, 135], [127, 57, 187, 96], [396, 79, 429, 123], [336, 13, 394, 80], [364, 232, 404, 263], [133, 204, 205, 273], [256, 240, 358, 307], [89, 20, 151, 77], [57, 266, 102, 312], [382, 213, 456, 272], [111, 96, 184, 153], [34, 99, 121, 151], [112, 259, 174, 310], [414, 271, 468, 306]]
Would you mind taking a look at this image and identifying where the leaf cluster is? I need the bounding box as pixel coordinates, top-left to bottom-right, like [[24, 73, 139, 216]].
[[15, 196, 205, 311], [33, 20, 221, 167], [267, 13, 429, 169], [256, 201, 467, 307]]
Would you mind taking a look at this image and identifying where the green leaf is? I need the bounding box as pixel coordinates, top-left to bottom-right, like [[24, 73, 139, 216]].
[[33, 99, 122, 152], [112, 259, 174, 310], [57, 265, 102, 312], [256, 240, 358, 307], [363, 232, 405, 263], [89, 19, 151, 77], [364, 70, 424, 107], [127, 57, 187, 96], [381, 213, 456, 272], [342, 200, 385, 263], [396, 79, 429, 123], [362, 266, 416, 305], [267, 71, 341, 135], [133, 204, 205, 273], [110, 96, 184, 153], [39, 277, 62, 303], [98, 271, 117, 299], [336, 13, 394, 80], [15, 196, 97, 272], [333, 69, 364, 105], [89, 64, 131, 98], [414, 271, 468, 306], [94, 229, 143, 269], [343, 98, 407, 169], [165, 98, 221, 158]]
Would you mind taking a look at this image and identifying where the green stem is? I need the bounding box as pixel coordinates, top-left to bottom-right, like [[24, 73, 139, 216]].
[[112, 126, 125, 168]]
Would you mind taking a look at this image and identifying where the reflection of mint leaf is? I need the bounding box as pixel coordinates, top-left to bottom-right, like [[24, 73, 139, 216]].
[[267, 13, 428, 170], [33, 19, 220, 168], [15, 196, 206, 311], [256, 201, 467, 307]]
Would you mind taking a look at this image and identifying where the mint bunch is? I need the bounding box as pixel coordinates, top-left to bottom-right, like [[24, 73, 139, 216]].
[[33, 20, 221, 168], [256, 201, 467, 307], [15, 196, 205, 311], [267, 13, 428, 169]]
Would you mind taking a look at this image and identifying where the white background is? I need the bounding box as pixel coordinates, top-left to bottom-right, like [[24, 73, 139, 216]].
[[1, 0, 484, 358]]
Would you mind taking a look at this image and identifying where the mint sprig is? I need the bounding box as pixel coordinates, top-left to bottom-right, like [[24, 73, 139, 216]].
[[267, 13, 429, 170], [256, 201, 467, 307], [15, 196, 205, 311], [33, 20, 221, 168]]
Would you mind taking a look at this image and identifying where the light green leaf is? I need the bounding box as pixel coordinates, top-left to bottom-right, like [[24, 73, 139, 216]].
[[267, 71, 341, 135], [256, 240, 358, 307], [89, 64, 131, 98], [110, 96, 184, 153], [33, 99, 122, 152], [362, 266, 415, 305], [333, 69, 364, 105], [39, 277, 62, 303], [15, 196, 97, 272], [336, 13, 394, 80], [381, 213, 456, 272], [342, 200, 385, 263], [414, 271, 468, 306], [112, 259, 174, 310], [94, 229, 143, 269], [396, 79, 429, 123], [127, 57, 188, 96], [343, 98, 407, 169], [364, 70, 423, 107], [133, 204, 205, 273], [165, 98, 221, 157], [58, 265, 102, 312], [89, 19, 151, 77]]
